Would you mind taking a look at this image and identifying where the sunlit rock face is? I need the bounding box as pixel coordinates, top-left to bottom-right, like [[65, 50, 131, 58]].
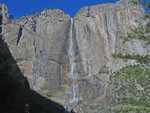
[[73, 0, 147, 98], [1, 6, 72, 98], [1, 0, 150, 112], [0, 5, 70, 113]]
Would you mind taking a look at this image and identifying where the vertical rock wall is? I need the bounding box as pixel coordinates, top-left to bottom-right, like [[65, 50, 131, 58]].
[[72, 0, 150, 101], [1, 0, 150, 112], [1, 6, 71, 97]]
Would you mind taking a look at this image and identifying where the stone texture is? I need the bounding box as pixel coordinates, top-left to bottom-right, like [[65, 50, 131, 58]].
[[1, 6, 72, 97], [73, 0, 146, 77], [72, 0, 149, 100], [68, 0, 150, 112], [0, 6, 70, 113], [0, 38, 70, 113], [0, 4, 9, 24], [1, 0, 150, 112]]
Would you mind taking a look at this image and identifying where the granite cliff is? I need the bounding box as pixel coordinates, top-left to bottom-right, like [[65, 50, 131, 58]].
[[0, 3, 70, 113], [1, 0, 150, 112]]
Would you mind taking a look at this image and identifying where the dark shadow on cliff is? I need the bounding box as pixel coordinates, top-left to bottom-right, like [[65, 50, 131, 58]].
[[0, 26, 69, 113]]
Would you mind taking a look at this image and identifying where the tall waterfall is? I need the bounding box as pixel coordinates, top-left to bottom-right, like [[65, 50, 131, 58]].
[[68, 18, 76, 102]]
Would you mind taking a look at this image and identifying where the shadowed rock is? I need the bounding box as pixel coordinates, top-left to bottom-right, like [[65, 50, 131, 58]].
[[0, 6, 69, 113]]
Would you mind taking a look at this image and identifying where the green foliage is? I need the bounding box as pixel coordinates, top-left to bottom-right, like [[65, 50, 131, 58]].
[[146, 23, 150, 29], [129, 0, 140, 5], [128, 0, 150, 44], [121, 25, 150, 42], [110, 65, 150, 107], [133, 25, 150, 39], [111, 66, 150, 84], [111, 51, 150, 109], [113, 106, 150, 113], [145, 13, 150, 18], [129, 0, 150, 14], [112, 52, 124, 58], [112, 53, 150, 64]]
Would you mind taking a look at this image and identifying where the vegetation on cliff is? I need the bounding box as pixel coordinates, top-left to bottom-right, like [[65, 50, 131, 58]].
[[120, 25, 150, 43], [110, 49, 150, 112], [112, 53, 150, 64], [122, 0, 150, 43], [109, 65, 150, 112], [113, 106, 150, 113]]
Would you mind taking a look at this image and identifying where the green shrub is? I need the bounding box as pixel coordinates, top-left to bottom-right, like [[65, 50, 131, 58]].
[[112, 53, 124, 58], [112, 53, 150, 64], [129, 0, 140, 5], [121, 25, 150, 42], [145, 14, 150, 18], [110, 65, 150, 107], [113, 106, 150, 113], [111, 65, 150, 85]]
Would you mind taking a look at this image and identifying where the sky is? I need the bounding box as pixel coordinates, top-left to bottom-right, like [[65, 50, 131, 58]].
[[0, 0, 119, 18]]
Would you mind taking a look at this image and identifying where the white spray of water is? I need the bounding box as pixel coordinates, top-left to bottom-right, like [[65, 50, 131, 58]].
[[68, 18, 77, 102]]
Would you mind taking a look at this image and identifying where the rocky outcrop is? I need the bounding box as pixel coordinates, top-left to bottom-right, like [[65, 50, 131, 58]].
[[73, 0, 148, 98], [68, 0, 150, 112], [74, 0, 146, 76], [1, 6, 72, 98], [0, 41, 69, 113], [0, 5, 70, 113], [0, 4, 9, 24], [1, 0, 150, 112], [0, 37, 70, 113]]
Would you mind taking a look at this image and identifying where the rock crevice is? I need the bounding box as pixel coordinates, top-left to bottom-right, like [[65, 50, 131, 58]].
[[1, 0, 150, 112]]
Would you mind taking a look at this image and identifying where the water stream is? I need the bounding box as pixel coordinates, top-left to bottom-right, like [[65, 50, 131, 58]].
[[68, 18, 76, 102]]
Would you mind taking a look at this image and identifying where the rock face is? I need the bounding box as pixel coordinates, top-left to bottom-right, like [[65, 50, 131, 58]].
[[0, 4, 9, 24], [1, 7, 71, 97], [0, 4, 70, 113], [71, 0, 150, 112], [0, 37, 70, 113], [73, 0, 147, 98], [1, 0, 150, 112]]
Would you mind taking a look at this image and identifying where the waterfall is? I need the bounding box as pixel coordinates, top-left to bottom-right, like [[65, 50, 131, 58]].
[[68, 18, 76, 102]]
